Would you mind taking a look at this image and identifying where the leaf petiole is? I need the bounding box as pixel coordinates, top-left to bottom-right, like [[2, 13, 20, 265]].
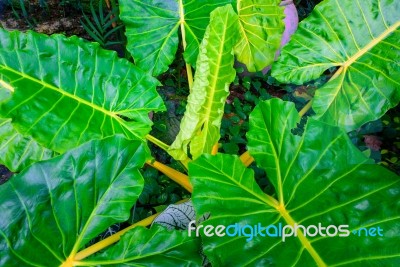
[[146, 160, 193, 192], [299, 99, 313, 117], [239, 150, 254, 167], [178, 0, 194, 90], [145, 134, 170, 151], [74, 213, 160, 261], [73, 198, 191, 262]]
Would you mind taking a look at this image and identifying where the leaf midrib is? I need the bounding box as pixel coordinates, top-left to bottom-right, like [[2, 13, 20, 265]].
[[258, 105, 284, 204], [1, 65, 146, 141], [197, 8, 233, 154], [1, 65, 119, 119], [342, 20, 400, 68], [278, 205, 327, 267]]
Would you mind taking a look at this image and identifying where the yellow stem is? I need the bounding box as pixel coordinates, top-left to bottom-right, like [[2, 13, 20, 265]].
[[74, 213, 159, 261], [299, 99, 313, 117], [146, 160, 193, 193], [60, 256, 74, 267], [145, 134, 170, 152], [178, 0, 194, 90], [239, 151, 254, 167], [73, 198, 190, 262], [211, 143, 219, 155], [186, 63, 193, 91], [185, 63, 194, 91], [145, 136, 190, 170]]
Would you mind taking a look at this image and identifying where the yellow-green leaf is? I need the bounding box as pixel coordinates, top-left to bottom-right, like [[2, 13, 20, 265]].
[[169, 5, 239, 160]]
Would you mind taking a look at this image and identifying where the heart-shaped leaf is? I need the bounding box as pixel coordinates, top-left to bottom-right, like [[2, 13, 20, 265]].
[[190, 99, 400, 266], [0, 136, 149, 266], [0, 29, 165, 154], [272, 0, 400, 131], [119, 0, 234, 76]]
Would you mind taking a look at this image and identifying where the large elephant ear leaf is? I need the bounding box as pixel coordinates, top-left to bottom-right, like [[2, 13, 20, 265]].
[[272, 0, 400, 131], [85, 225, 202, 266], [189, 99, 400, 266], [0, 136, 151, 266], [169, 5, 239, 160], [119, 0, 233, 76], [0, 81, 55, 172], [0, 29, 165, 154], [235, 0, 285, 72]]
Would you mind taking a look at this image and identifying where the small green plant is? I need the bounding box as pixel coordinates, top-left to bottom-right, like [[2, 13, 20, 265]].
[[0, 0, 399, 266], [80, 0, 125, 49], [379, 109, 400, 173], [6, 0, 37, 28]]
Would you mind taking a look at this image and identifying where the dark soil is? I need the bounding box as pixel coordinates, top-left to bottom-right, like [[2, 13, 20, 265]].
[[0, 0, 89, 38]]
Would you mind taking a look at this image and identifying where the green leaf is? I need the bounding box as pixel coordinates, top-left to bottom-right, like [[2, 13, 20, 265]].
[[169, 5, 239, 160], [86, 225, 202, 266], [0, 29, 165, 154], [190, 99, 400, 266], [234, 0, 285, 72], [0, 118, 55, 172], [119, 0, 234, 76], [272, 0, 400, 131], [0, 136, 149, 266], [0, 81, 55, 172]]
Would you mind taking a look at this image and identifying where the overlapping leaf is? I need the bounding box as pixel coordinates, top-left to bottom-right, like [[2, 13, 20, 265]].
[[86, 225, 202, 266], [0, 118, 55, 172], [0, 81, 55, 172], [0, 136, 150, 266], [235, 0, 285, 72], [190, 99, 400, 266], [119, 0, 233, 76], [0, 29, 165, 154], [153, 201, 196, 230], [272, 0, 400, 131], [169, 5, 239, 160]]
